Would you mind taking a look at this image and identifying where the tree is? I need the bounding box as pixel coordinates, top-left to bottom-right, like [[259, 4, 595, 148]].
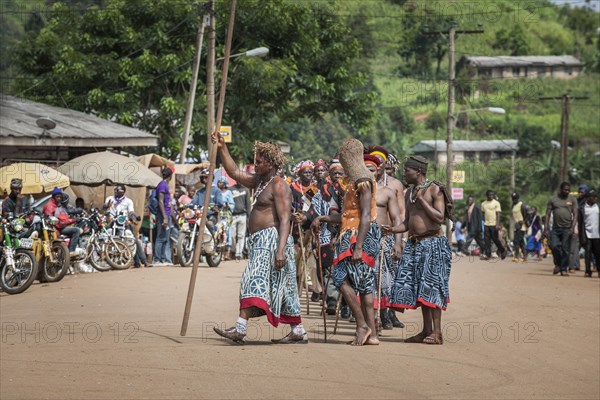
[[492, 24, 530, 56], [396, 3, 449, 79], [9, 0, 377, 160]]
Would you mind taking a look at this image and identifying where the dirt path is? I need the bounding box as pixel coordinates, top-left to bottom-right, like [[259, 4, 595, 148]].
[[1, 256, 598, 399]]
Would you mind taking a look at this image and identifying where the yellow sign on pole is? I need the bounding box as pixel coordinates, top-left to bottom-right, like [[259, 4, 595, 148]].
[[452, 170, 465, 183], [220, 126, 232, 143]]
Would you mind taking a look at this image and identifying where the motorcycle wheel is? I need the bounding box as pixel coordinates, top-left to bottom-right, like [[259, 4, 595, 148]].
[[41, 242, 70, 282], [105, 238, 133, 270], [0, 249, 38, 295], [206, 237, 222, 268], [83, 236, 111, 272], [177, 232, 194, 268]]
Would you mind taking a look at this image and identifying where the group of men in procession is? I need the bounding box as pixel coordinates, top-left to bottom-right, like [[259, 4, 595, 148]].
[[3, 132, 597, 348], [211, 131, 453, 346]]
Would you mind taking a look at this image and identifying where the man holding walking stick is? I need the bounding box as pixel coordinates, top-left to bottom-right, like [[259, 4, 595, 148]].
[[212, 133, 306, 345]]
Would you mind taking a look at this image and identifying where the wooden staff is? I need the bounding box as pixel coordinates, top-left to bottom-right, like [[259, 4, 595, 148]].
[[376, 235, 386, 325], [333, 294, 343, 335], [317, 239, 327, 342], [181, 0, 237, 337], [298, 225, 310, 315]]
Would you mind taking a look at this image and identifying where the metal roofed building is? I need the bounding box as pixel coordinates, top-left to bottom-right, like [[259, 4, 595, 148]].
[[0, 95, 158, 165], [412, 139, 519, 164], [457, 55, 584, 79]]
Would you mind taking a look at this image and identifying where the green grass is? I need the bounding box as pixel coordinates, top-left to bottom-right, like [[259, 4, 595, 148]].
[[336, 0, 599, 145]]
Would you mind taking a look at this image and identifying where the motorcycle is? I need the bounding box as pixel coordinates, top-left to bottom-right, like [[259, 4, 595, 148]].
[[77, 210, 133, 271], [0, 215, 38, 294], [214, 205, 233, 259], [25, 210, 71, 283], [109, 211, 138, 256], [176, 205, 221, 268]]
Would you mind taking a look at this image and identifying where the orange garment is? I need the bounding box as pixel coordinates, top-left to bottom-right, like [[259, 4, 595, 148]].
[[340, 179, 377, 234]]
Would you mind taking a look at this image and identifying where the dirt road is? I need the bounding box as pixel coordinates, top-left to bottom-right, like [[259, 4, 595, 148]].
[[1, 256, 598, 399]]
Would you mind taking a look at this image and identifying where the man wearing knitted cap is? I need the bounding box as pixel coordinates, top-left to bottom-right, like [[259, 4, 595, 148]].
[[211, 133, 305, 345], [324, 138, 382, 346], [382, 155, 452, 345], [1, 179, 24, 218], [368, 145, 407, 328]]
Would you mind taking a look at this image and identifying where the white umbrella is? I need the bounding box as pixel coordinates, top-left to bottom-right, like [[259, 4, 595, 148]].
[[58, 152, 161, 188]]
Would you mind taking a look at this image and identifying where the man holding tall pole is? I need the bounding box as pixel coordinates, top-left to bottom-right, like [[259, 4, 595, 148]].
[[212, 134, 306, 345]]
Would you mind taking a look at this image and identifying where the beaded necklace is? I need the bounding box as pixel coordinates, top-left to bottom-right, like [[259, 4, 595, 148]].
[[252, 174, 276, 207]]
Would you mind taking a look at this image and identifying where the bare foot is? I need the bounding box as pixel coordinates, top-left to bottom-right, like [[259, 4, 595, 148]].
[[347, 326, 372, 346], [365, 336, 380, 345], [404, 331, 430, 343]]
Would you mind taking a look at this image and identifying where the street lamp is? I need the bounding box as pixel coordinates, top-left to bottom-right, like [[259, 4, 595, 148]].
[[180, 45, 269, 163], [206, 46, 269, 156], [216, 46, 269, 61], [459, 107, 506, 115]]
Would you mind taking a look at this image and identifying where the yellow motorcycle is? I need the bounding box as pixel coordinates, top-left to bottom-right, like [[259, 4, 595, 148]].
[[25, 210, 70, 282]]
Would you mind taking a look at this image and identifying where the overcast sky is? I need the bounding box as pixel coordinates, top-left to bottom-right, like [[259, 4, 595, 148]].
[[548, 0, 600, 11]]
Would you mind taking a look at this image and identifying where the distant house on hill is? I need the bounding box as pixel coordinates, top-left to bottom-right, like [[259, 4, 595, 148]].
[[412, 140, 518, 164], [457, 55, 584, 80]]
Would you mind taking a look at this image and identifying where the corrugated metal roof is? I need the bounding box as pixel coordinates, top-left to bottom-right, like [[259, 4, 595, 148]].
[[0, 95, 158, 147], [413, 140, 518, 152], [463, 55, 583, 68]]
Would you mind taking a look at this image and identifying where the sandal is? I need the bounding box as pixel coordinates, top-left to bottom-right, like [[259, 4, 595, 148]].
[[423, 334, 443, 345]]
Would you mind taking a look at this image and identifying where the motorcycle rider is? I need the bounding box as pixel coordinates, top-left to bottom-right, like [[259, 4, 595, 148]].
[[1, 178, 25, 218], [216, 176, 235, 260], [43, 188, 81, 255], [192, 169, 220, 231], [174, 186, 192, 206], [103, 185, 150, 268]]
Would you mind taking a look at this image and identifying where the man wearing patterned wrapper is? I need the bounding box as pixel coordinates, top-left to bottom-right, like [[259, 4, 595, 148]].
[[382, 155, 453, 345], [211, 133, 306, 345]]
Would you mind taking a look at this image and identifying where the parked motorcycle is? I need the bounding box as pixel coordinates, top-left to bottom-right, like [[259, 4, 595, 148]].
[[176, 205, 221, 268], [109, 211, 138, 256], [0, 215, 38, 294], [23, 210, 71, 283], [77, 210, 133, 271]]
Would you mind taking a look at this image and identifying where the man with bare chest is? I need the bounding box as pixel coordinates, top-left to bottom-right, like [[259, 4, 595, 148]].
[[364, 155, 403, 331], [212, 134, 305, 345], [382, 155, 452, 345]]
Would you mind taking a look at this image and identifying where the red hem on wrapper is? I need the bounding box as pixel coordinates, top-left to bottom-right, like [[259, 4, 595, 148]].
[[239, 297, 301, 327], [333, 235, 376, 267], [388, 297, 448, 311], [356, 295, 389, 309]]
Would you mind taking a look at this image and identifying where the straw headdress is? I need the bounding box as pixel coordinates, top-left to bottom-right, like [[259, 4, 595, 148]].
[[339, 138, 372, 185]]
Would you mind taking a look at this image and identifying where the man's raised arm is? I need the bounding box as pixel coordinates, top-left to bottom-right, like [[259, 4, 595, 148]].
[[212, 131, 256, 189]]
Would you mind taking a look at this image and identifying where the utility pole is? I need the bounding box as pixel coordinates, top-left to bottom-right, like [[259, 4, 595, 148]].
[[179, 4, 211, 164], [424, 23, 483, 240], [539, 93, 589, 183]]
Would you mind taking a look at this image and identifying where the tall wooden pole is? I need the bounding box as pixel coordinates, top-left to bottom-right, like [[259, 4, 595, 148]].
[[424, 24, 483, 240], [180, 12, 209, 164], [181, 0, 237, 337], [559, 94, 570, 183], [206, 0, 216, 157], [445, 25, 456, 241], [539, 93, 588, 185]]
